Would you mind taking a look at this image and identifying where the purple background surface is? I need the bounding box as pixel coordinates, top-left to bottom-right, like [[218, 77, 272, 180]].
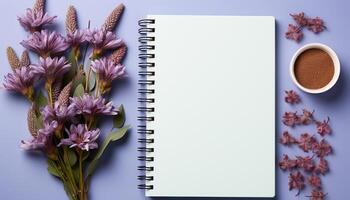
[[0, 0, 349, 199]]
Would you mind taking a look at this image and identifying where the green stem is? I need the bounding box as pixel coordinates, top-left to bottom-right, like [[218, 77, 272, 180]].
[[75, 56, 80, 70], [88, 119, 93, 130], [95, 75, 100, 97], [46, 82, 53, 107], [79, 151, 85, 200], [57, 152, 78, 197], [85, 53, 99, 92], [85, 68, 91, 92], [64, 148, 79, 188], [53, 161, 75, 199]]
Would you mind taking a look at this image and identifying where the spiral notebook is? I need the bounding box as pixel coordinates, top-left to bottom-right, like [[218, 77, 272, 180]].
[[138, 15, 275, 198]]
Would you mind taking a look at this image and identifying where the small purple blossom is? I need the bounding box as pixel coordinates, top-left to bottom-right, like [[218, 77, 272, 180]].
[[20, 132, 48, 150], [290, 12, 308, 27], [18, 8, 56, 32], [283, 111, 300, 127], [20, 121, 58, 150], [41, 102, 75, 124], [32, 57, 70, 83], [307, 17, 326, 34], [285, 24, 303, 42], [20, 30, 69, 57], [66, 30, 86, 47], [58, 124, 100, 151], [284, 90, 301, 104], [91, 57, 125, 91], [85, 29, 123, 57], [316, 118, 331, 137], [3, 66, 36, 99], [68, 93, 118, 116]]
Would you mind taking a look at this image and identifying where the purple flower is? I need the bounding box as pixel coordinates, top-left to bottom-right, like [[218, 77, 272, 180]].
[[18, 8, 56, 32], [307, 17, 326, 34], [41, 102, 75, 124], [20, 30, 69, 57], [66, 30, 86, 47], [3, 66, 36, 99], [91, 57, 125, 91], [32, 57, 70, 84], [20, 121, 58, 151], [285, 24, 303, 42], [85, 29, 123, 57], [289, 12, 308, 27], [68, 93, 118, 116], [58, 124, 100, 151], [20, 132, 48, 150]]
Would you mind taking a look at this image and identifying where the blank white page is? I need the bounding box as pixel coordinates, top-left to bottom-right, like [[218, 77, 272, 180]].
[[145, 15, 275, 197]]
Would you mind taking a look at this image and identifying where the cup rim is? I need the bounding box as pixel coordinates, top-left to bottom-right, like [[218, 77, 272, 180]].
[[289, 43, 340, 94]]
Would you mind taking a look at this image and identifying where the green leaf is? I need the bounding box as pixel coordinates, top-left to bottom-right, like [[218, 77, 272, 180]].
[[113, 104, 126, 128], [82, 151, 90, 161], [72, 69, 86, 91], [65, 148, 77, 166], [71, 165, 80, 185], [87, 125, 130, 177], [63, 50, 79, 85], [73, 84, 84, 97], [35, 114, 43, 130], [47, 158, 77, 200], [34, 90, 47, 110], [63, 182, 75, 200], [47, 159, 60, 178]]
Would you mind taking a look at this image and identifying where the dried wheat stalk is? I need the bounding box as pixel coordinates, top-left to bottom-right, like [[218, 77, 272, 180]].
[[58, 82, 72, 107], [102, 4, 124, 32], [65, 5, 78, 34], [110, 45, 127, 65], [27, 106, 38, 136], [52, 81, 62, 102], [20, 50, 30, 67], [6, 47, 20, 70], [33, 0, 45, 13]]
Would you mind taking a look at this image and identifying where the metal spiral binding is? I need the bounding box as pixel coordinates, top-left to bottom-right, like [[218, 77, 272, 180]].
[[137, 18, 155, 191]]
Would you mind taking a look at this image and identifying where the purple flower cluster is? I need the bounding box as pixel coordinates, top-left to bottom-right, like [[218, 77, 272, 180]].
[[3, 67, 36, 98], [18, 8, 56, 32], [20, 121, 58, 150], [66, 30, 86, 47], [85, 29, 123, 57], [32, 57, 70, 83], [58, 124, 100, 151], [5, 1, 129, 199], [286, 12, 326, 42], [91, 57, 125, 91], [41, 102, 75, 124], [69, 94, 118, 116], [21, 30, 69, 57]]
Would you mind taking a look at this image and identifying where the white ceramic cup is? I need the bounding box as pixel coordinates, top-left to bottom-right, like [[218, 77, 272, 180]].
[[290, 43, 340, 94]]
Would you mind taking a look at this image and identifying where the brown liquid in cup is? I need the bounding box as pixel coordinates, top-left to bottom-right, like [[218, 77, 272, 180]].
[[294, 48, 334, 89]]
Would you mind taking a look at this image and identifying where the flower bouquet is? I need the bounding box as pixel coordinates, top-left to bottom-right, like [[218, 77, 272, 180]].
[[3, 0, 129, 199]]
